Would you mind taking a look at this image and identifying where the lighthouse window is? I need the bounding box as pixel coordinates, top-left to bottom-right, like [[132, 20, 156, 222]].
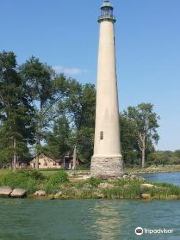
[[101, 7, 113, 18], [100, 131, 104, 140]]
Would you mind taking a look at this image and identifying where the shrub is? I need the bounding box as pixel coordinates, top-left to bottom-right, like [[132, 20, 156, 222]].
[[87, 177, 102, 188], [43, 182, 60, 194], [0, 171, 37, 193], [48, 170, 68, 186], [17, 169, 44, 180]]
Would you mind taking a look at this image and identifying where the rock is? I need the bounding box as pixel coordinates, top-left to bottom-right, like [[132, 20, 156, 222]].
[[123, 175, 130, 179], [141, 183, 154, 189], [98, 183, 114, 189], [121, 173, 145, 181], [91, 157, 123, 179], [123, 184, 130, 189], [0, 186, 12, 197], [47, 195, 55, 200], [34, 190, 46, 197], [141, 194, 151, 199], [82, 183, 92, 190], [94, 191, 104, 199], [123, 172, 129, 176], [69, 175, 91, 183], [82, 175, 91, 180], [96, 193, 104, 199], [10, 188, 27, 198], [54, 191, 62, 199], [130, 175, 138, 180]]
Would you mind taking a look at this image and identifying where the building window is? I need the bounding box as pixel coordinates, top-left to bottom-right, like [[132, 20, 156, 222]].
[[100, 131, 104, 140]]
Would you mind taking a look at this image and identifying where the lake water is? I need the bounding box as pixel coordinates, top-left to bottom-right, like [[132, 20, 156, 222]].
[[142, 172, 180, 187], [0, 172, 180, 240]]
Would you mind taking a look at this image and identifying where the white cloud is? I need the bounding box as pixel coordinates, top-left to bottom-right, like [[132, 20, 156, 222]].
[[53, 65, 86, 75]]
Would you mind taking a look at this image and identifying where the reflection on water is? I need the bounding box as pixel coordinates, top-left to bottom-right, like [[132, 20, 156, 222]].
[[91, 201, 128, 239], [1, 171, 180, 240], [0, 199, 180, 240]]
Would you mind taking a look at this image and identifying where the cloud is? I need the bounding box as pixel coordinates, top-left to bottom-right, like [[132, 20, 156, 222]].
[[53, 65, 86, 75]]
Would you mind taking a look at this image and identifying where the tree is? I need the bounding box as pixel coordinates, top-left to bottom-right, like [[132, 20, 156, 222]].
[[124, 103, 160, 168], [52, 79, 96, 164], [44, 116, 71, 159], [120, 114, 139, 166], [66, 82, 96, 164], [0, 51, 35, 170], [20, 57, 55, 169]]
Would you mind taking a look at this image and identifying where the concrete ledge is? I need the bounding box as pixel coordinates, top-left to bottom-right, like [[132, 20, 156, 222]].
[[91, 156, 123, 179]]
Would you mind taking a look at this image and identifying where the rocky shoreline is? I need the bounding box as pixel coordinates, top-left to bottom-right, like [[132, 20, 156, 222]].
[[0, 172, 180, 201], [126, 166, 180, 174]]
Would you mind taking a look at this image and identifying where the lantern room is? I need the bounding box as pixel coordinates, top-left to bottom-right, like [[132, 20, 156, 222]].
[[98, 0, 116, 23]]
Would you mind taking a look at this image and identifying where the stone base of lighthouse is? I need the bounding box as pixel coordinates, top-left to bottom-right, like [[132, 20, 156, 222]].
[[91, 156, 123, 179]]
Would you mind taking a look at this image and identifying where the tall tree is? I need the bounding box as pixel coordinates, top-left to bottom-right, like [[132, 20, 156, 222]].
[[0, 51, 35, 170], [67, 82, 96, 164], [52, 79, 96, 163], [44, 116, 71, 159], [120, 114, 139, 166], [124, 103, 160, 168], [20, 57, 55, 168]]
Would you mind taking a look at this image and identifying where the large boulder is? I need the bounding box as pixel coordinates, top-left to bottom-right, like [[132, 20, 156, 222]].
[[10, 188, 27, 198], [34, 190, 46, 197], [0, 186, 12, 197]]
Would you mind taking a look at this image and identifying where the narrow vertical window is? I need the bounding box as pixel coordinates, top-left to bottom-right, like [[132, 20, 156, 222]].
[[100, 131, 104, 140]]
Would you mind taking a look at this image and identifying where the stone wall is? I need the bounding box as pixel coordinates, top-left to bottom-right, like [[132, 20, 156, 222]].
[[91, 156, 123, 179]]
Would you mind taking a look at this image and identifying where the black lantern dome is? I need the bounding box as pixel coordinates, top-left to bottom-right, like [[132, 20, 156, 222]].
[[98, 0, 116, 23]]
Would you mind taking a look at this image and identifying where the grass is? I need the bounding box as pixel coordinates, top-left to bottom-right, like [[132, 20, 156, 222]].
[[0, 169, 180, 200], [0, 169, 68, 194]]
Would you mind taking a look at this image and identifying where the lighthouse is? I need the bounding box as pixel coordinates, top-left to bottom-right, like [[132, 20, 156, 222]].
[[91, 0, 123, 178]]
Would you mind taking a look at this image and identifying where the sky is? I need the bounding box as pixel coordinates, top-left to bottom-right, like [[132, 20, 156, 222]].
[[1, 0, 180, 151]]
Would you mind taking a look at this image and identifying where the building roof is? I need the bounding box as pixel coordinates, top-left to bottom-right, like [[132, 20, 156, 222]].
[[101, 0, 113, 8]]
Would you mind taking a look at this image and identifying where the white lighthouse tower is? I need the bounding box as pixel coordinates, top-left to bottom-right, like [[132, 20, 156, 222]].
[[91, 0, 123, 178]]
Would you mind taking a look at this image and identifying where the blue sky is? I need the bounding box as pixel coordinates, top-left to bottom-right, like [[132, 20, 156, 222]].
[[1, 0, 180, 151]]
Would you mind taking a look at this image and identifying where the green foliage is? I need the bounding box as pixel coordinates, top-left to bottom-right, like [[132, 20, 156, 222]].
[[149, 150, 180, 166], [0, 51, 35, 168], [17, 169, 44, 180], [145, 182, 180, 199], [87, 177, 102, 188], [0, 169, 180, 199], [122, 103, 160, 168], [43, 182, 60, 194], [43, 170, 69, 194], [48, 170, 68, 185], [0, 171, 37, 193], [1, 50, 166, 169], [76, 127, 94, 163], [43, 116, 71, 159], [20, 56, 56, 168], [45, 80, 96, 163]]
